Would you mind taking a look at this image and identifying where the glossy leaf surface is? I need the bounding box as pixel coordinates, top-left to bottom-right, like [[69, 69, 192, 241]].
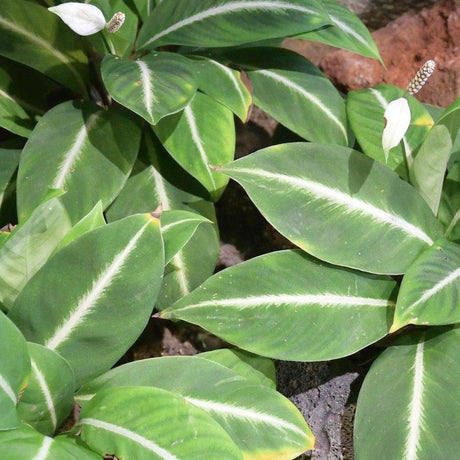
[[219, 143, 443, 274]]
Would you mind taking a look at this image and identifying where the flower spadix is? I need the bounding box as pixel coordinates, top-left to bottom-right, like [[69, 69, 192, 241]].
[[48, 2, 107, 36], [382, 97, 411, 162]]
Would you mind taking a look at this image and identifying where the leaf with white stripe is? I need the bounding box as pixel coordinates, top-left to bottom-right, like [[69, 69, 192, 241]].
[[347, 85, 434, 179], [17, 101, 140, 223], [161, 210, 211, 265], [137, 0, 330, 50], [102, 52, 197, 125], [77, 356, 313, 458], [355, 326, 460, 460], [441, 162, 460, 241], [0, 197, 72, 312], [0, 424, 100, 459], [391, 239, 460, 331], [192, 57, 252, 121], [17, 343, 74, 436], [154, 91, 235, 199], [132, 0, 157, 19], [296, 0, 382, 63], [9, 214, 164, 386], [0, 313, 30, 430], [162, 250, 396, 360], [219, 143, 443, 274], [0, 0, 88, 95], [106, 132, 220, 309], [79, 386, 243, 459], [226, 46, 348, 145], [198, 348, 276, 389]]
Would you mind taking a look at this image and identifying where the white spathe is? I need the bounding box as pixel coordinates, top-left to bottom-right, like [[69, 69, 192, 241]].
[[382, 97, 411, 161], [49, 2, 106, 36]]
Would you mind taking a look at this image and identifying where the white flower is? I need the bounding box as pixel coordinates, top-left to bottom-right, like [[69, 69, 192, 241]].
[[382, 97, 411, 161], [49, 3, 106, 36]]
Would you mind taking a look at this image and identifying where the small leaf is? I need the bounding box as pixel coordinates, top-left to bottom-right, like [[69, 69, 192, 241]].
[[78, 386, 243, 459], [48, 3, 106, 36], [392, 239, 460, 330]]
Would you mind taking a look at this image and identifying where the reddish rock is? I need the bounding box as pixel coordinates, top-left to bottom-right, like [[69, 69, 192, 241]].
[[287, 0, 460, 107]]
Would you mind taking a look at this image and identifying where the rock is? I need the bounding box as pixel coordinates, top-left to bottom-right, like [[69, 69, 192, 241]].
[[318, 0, 460, 106]]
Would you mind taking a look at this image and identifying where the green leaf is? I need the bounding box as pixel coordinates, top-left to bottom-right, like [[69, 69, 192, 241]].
[[78, 386, 243, 459], [0, 197, 72, 311], [0, 57, 57, 137], [296, 0, 382, 63], [154, 91, 234, 199], [17, 342, 75, 436], [107, 132, 220, 308], [0, 0, 88, 95], [437, 98, 460, 142], [137, 0, 330, 50], [161, 209, 211, 265], [410, 124, 452, 214], [77, 356, 314, 458], [442, 169, 460, 240], [0, 313, 30, 430], [355, 327, 460, 459], [219, 143, 443, 274], [391, 239, 460, 330], [0, 424, 100, 459], [132, 0, 156, 19], [0, 145, 20, 225], [227, 47, 348, 145], [9, 214, 164, 386], [197, 348, 276, 389], [192, 56, 252, 121], [347, 85, 434, 178], [162, 250, 396, 360], [17, 101, 140, 223], [102, 52, 197, 124]]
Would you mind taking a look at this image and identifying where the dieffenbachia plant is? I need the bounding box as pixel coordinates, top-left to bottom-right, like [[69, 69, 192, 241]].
[[2, 0, 457, 458]]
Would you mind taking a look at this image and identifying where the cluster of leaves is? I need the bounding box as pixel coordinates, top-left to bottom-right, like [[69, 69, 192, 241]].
[[0, 0, 459, 459]]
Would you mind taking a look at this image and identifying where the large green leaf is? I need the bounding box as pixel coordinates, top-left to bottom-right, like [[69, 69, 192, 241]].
[[9, 214, 164, 386], [355, 327, 460, 459], [17, 342, 75, 436], [102, 52, 197, 124], [219, 143, 443, 274], [137, 0, 330, 50], [154, 91, 234, 199], [0, 0, 88, 95], [77, 356, 314, 458], [0, 424, 100, 459], [192, 56, 252, 121], [107, 132, 220, 309], [0, 145, 20, 225], [17, 101, 140, 223], [161, 250, 396, 360], [0, 313, 30, 430], [392, 239, 460, 331], [198, 348, 276, 389], [78, 386, 243, 459], [347, 85, 434, 178], [296, 0, 382, 63], [227, 47, 348, 145], [0, 197, 72, 311]]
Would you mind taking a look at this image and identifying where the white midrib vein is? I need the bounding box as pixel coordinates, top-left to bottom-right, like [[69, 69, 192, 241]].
[[184, 106, 216, 189], [409, 266, 460, 309], [328, 15, 369, 48], [404, 341, 425, 460], [52, 112, 101, 189], [445, 207, 460, 237], [370, 88, 414, 166], [255, 69, 348, 142], [0, 373, 16, 404], [0, 88, 44, 114], [136, 60, 156, 120], [0, 17, 84, 91], [185, 396, 306, 437], [33, 437, 53, 460], [173, 293, 393, 314], [162, 218, 203, 233], [229, 167, 434, 244], [31, 359, 57, 431], [45, 222, 149, 351], [80, 418, 180, 459], [144, 1, 319, 46]]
